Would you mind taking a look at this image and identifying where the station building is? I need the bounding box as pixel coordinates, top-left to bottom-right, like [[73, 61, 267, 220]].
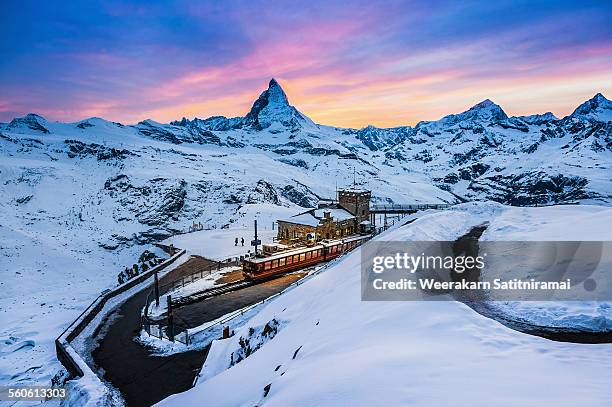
[[277, 189, 371, 244]]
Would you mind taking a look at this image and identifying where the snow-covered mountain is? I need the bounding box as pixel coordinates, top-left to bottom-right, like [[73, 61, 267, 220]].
[[570, 92, 612, 122], [383, 93, 611, 205], [0, 79, 610, 390]]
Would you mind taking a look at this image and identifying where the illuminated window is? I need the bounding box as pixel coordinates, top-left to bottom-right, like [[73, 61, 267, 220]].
[[300, 253, 306, 261], [265, 261, 271, 270], [306, 252, 311, 260], [280, 258, 286, 266], [272, 260, 278, 268], [287, 256, 292, 265], [294, 255, 299, 263]]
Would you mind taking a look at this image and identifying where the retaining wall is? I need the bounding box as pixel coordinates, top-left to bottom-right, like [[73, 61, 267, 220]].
[[54, 249, 186, 404]]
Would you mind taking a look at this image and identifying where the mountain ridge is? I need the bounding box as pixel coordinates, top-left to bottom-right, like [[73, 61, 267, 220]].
[[8, 80, 610, 133]]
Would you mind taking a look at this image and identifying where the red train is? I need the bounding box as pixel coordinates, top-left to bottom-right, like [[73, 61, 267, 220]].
[[242, 234, 371, 280]]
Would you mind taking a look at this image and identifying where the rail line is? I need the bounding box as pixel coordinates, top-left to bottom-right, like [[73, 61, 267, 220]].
[[172, 279, 256, 306]]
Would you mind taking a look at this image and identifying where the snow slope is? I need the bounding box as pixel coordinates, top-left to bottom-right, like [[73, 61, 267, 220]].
[[158, 203, 612, 407], [481, 205, 612, 331]]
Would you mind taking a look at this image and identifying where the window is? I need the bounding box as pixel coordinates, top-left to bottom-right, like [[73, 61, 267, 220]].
[[287, 256, 293, 265], [272, 260, 278, 268], [265, 261, 271, 270], [280, 258, 286, 266], [306, 252, 311, 260], [294, 255, 299, 263], [300, 253, 306, 261]]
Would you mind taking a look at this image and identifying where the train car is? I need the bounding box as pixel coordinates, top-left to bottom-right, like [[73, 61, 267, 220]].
[[242, 234, 371, 280]]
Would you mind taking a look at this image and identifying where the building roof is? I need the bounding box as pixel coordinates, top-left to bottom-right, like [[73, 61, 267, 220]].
[[279, 206, 356, 228], [338, 188, 371, 194], [279, 212, 320, 227], [313, 207, 354, 221]]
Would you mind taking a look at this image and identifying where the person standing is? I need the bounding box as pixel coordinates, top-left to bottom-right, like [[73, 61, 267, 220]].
[[235, 237, 238, 246], [241, 237, 244, 246]]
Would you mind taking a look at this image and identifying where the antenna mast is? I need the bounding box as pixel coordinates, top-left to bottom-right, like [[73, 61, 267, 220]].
[[335, 180, 338, 203]]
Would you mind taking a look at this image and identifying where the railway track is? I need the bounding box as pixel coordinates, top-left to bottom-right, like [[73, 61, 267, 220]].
[[172, 279, 256, 307], [172, 270, 313, 308]]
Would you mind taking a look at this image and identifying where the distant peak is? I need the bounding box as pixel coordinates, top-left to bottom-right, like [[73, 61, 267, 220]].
[[591, 92, 608, 103], [570, 92, 612, 120], [24, 113, 47, 122], [469, 99, 499, 111], [450, 98, 508, 122], [8, 113, 50, 133]]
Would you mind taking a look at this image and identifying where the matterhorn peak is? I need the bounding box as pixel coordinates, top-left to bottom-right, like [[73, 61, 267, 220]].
[[265, 78, 289, 106], [242, 78, 315, 130]]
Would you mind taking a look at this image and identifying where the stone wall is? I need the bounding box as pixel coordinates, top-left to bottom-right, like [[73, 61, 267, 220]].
[[277, 218, 356, 243], [277, 221, 316, 242], [338, 190, 371, 222]]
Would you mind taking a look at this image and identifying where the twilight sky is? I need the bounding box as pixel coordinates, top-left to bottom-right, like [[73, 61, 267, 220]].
[[1, 0, 611, 127]]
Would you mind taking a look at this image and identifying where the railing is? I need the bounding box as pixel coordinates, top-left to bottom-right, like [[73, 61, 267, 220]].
[[55, 249, 187, 403], [370, 203, 451, 212], [142, 256, 245, 344]]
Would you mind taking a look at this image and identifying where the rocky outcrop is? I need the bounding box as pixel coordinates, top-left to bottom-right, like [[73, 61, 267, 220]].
[[65, 140, 136, 160], [247, 179, 280, 205], [8, 114, 50, 134]]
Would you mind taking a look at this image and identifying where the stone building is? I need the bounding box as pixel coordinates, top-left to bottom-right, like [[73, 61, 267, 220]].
[[277, 189, 371, 244]]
